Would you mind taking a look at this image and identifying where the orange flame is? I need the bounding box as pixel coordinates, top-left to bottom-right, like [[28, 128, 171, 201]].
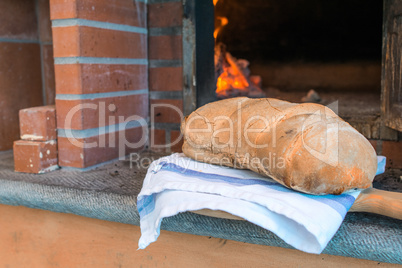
[[213, 0, 228, 41], [214, 16, 228, 39], [214, 0, 265, 99], [215, 51, 250, 97]]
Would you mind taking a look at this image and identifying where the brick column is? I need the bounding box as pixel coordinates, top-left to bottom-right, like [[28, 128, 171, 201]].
[[148, 0, 184, 153], [50, 0, 149, 169]]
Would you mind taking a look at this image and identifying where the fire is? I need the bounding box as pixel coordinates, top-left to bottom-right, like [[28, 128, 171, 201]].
[[213, 0, 227, 41], [213, 0, 265, 99], [214, 17, 228, 40]]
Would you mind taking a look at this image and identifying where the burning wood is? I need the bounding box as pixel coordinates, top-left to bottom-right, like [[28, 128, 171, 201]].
[[213, 0, 265, 99], [214, 43, 266, 99]]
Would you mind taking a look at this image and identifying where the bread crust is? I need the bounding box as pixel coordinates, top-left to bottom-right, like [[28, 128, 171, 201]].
[[181, 97, 377, 195]]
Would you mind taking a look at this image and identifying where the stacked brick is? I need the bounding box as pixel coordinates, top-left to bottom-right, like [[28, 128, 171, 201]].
[[14, 106, 58, 173], [148, 0, 184, 153], [50, 0, 149, 169]]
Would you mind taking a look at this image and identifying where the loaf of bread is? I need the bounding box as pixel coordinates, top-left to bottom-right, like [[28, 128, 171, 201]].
[[181, 97, 377, 195]]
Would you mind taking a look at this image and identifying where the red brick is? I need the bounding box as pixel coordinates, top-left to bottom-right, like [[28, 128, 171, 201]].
[[80, 27, 147, 58], [53, 26, 147, 59], [42, 44, 56, 104], [0, 43, 43, 150], [0, 0, 38, 39], [80, 65, 147, 93], [382, 141, 402, 169], [38, 0, 53, 42], [149, 67, 182, 91], [148, 2, 183, 28], [50, 0, 147, 28], [58, 126, 146, 168], [19, 105, 56, 141], [171, 130, 183, 152], [149, 35, 182, 60], [150, 99, 183, 124], [52, 26, 80, 57], [49, 0, 77, 20], [56, 94, 148, 130], [54, 64, 81, 94], [78, 0, 146, 28], [150, 128, 166, 152], [13, 140, 58, 173], [57, 136, 85, 168], [55, 64, 147, 95]]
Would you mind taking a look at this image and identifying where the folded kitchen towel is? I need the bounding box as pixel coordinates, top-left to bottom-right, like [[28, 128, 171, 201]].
[[137, 153, 386, 254]]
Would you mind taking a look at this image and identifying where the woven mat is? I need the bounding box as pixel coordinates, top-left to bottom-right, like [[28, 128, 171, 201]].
[[0, 150, 167, 196]]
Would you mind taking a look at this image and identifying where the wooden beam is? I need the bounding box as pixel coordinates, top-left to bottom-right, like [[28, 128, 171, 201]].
[[0, 204, 396, 267]]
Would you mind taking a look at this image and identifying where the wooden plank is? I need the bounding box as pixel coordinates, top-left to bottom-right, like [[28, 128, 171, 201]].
[[0, 204, 397, 267], [349, 188, 402, 219], [182, 0, 216, 115], [182, 0, 197, 116], [382, 0, 402, 132]]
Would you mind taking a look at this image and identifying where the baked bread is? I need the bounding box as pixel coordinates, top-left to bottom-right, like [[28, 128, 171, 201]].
[[181, 97, 377, 195]]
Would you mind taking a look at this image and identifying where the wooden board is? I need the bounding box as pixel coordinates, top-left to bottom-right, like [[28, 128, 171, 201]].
[[382, 0, 402, 131], [0, 204, 397, 267]]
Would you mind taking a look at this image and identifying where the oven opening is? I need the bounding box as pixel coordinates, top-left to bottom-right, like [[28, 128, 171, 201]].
[[211, 0, 383, 120]]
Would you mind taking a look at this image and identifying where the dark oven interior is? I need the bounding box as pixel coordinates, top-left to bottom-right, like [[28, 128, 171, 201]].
[[197, 0, 383, 120]]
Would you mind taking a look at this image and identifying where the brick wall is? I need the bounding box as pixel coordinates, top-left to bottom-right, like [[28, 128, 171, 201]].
[[50, 0, 149, 169], [148, 0, 184, 153], [0, 0, 55, 151]]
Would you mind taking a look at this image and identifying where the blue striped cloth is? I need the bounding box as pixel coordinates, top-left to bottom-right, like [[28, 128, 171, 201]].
[[137, 154, 386, 254]]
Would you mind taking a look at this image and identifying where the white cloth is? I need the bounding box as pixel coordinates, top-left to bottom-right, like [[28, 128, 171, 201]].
[[137, 153, 385, 254]]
